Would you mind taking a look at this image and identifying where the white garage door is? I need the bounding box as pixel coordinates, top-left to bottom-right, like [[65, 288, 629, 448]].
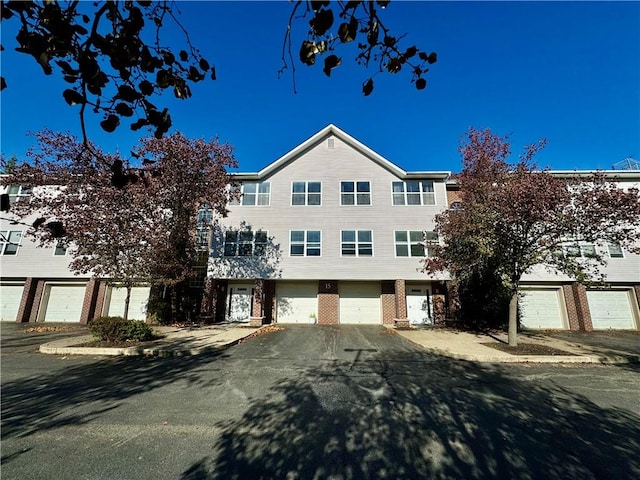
[[1, 284, 24, 322], [42, 284, 86, 323], [587, 290, 638, 329], [520, 288, 566, 329], [276, 282, 317, 323], [339, 282, 381, 324], [105, 286, 151, 321]]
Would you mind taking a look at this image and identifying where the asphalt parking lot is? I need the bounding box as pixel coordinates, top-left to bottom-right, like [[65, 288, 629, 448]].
[[2, 324, 639, 479]]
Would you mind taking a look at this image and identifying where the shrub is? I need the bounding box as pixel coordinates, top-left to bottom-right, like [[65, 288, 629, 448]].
[[89, 316, 154, 342]]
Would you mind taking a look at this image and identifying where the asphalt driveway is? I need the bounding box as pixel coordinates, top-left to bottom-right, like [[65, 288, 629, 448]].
[[2, 324, 639, 479]]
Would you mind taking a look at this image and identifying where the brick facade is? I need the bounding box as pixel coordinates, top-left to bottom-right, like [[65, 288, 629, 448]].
[[381, 280, 396, 325], [16, 277, 38, 323], [562, 283, 593, 331], [394, 279, 409, 328], [80, 278, 100, 324], [318, 280, 339, 325]]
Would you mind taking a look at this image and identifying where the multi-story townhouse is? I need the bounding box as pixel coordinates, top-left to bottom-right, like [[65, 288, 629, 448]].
[[1, 124, 639, 330]]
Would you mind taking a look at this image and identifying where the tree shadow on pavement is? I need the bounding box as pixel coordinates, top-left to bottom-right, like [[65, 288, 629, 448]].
[[1, 352, 226, 440], [182, 349, 640, 480]]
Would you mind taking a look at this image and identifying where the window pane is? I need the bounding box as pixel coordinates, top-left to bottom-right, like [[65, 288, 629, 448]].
[[566, 245, 580, 257], [307, 194, 321, 205], [342, 231, 355, 242], [424, 231, 438, 243], [7, 185, 20, 195], [307, 231, 321, 243], [356, 193, 371, 205], [421, 181, 434, 193], [292, 182, 306, 193], [409, 231, 423, 242], [582, 244, 596, 257], [292, 194, 306, 205], [358, 245, 373, 256], [239, 231, 253, 242], [225, 231, 238, 242], [257, 194, 270, 205], [410, 244, 424, 257], [255, 231, 267, 243], [406, 181, 420, 193], [307, 247, 321, 256], [243, 183, 257, 194], [358, 230, 372, 242], [392, 194, 405, 206], [608, 243, 623, 258], [242, 194, 256, 206], [238, 244, 252, 256], [258, 182, 270, 194], [341, 194, 354, 205], [54, 242, 67, 256], [342, 244, 356, 256], [422, 193, 436, 205], [356, 181, 370, 192], [223, 243, 236, 256], [291, 231, 305, 242], [407, 193, 421, 205], [392, 182, 404, 193], [341, 182, 354, 192], [291, 244, 304, 256], [396, 245, 409, 257], [395, 231, 408, 242], [308, 182, 321, 193]]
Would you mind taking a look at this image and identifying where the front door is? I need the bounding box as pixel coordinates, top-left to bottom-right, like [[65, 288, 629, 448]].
[[227, 285, 253, 322], [407, 286, 432, 325]]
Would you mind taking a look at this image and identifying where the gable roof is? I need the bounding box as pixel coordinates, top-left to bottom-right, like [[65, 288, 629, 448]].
[[231, 124, 450, 180]]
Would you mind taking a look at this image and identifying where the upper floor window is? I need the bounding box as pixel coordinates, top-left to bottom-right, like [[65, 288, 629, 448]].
[[0, 230, 22, 255], [341, 181, 371, 206], [195, 205, 212, 249], [395, 230, 438, 257], [290, 230, 321, 256], [292, 182, 321, 206], [565, 243, 596, 258], [223, 229, 268, 257], [53, 239, 68, 256], [392, 180, 435, 206], [341, 230, 373, 257], [608, 243, 624, 258], [5, 185, 31, 205], [230, 182, 270, 206]]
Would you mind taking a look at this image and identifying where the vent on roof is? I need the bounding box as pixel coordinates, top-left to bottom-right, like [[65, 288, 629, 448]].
[[327, 138, 335, 149]]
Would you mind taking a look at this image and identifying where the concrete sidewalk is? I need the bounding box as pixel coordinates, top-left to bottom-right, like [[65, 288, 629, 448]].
[[395, 327, 640, 364], [38, 323, 640, 364]]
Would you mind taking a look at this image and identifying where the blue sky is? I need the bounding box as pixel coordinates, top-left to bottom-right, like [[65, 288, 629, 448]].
[[1, 1, 638, 173]]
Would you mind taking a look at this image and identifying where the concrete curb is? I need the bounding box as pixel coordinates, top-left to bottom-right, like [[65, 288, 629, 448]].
[[39, 327, 260, 357]]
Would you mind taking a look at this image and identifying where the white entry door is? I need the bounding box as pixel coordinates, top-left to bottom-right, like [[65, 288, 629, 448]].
[[407, 286, 432, 325], [227, 285, 253, 322]]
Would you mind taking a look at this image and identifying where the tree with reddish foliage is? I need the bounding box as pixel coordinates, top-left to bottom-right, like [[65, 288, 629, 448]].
[[424, 128, 640, 346], [4, 129, 236, 321]]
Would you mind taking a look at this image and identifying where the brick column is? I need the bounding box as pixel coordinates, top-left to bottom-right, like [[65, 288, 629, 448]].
[[80, 278, 100, 325], [381, 281, 396, 325], [573, 283, 593, 331], [16, 277, 38, 323], [562, 284, 580, 330], [432, 282, 446, 325], [318, 280, 338, 325], [29, 280, 46, 323], [249, 279, 265, 327], [394, 279, 409, 328]]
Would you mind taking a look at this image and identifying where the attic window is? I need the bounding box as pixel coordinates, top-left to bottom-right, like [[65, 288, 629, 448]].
[[327, 138, 335, 149]]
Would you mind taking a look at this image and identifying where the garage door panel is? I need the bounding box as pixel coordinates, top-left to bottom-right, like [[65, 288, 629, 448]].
[[1, 285, 24, 322], [587, 290, 637, 329], [43, 285, 86, 323], [106, 286, 151, 321], [520, 289, 565, 329], [277, 282, 317, 323], [339, 283, 381, 324]]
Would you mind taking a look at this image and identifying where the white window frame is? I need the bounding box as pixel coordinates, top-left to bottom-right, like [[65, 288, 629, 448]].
[[392, 180, 436, 206], [5, 185, 32, 205], [291, 182, 322, 206], [607, 243, 624, 258], [564, 243, 597, 258], [223, 229, 268, 257], [289, 230, 321, 257], [0, 230, 22, 255], [394, 230, 438, 258], [229, 182, 271, 206], [341, 230, 373, 257], [340, 181, 372, 206], [53, 239, 69, 256]]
